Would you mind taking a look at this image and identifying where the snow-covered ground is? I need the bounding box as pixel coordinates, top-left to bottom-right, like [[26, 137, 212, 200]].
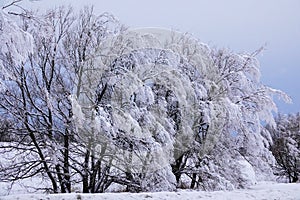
[[0, 182, 299, 200]]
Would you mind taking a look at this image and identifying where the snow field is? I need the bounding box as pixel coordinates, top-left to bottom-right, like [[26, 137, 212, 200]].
[[1, 182, 299, 200]]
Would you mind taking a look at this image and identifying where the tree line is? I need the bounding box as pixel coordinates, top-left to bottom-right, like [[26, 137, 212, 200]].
[[0, 3, 296, 194]]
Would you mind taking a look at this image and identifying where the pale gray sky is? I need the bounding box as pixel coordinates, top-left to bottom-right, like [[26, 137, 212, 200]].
[[6, 0, 300, 113]]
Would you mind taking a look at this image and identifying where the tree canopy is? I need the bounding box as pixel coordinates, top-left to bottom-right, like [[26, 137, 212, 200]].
[[0, 5, 294, 194]]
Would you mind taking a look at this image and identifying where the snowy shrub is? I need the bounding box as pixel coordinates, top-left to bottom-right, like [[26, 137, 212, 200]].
[[268, 113, 300, 183]]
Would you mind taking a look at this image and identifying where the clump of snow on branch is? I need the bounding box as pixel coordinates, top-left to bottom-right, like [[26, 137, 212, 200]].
[[0, 10, 33, 91]]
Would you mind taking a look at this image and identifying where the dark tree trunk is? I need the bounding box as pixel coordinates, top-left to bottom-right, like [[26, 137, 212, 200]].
[[172, 154, 184, 183], [292, 175, 298, 183], [82, 148, 90, 193], [63, 132, 71, 192], [190, 173, 197, 189]]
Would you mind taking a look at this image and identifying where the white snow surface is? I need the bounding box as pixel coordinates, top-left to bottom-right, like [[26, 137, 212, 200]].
[[0, 182, 299, 200]]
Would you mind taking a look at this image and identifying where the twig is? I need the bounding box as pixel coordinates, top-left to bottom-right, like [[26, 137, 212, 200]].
[[2, 0, 22, 10]]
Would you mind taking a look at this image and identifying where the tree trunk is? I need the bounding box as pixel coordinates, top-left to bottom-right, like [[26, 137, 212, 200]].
[[190, 173, 197, 189], [82, 148, 90, 193]]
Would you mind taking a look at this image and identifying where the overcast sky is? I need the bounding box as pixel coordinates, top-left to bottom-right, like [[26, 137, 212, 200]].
[[5, 0, 300, 113]]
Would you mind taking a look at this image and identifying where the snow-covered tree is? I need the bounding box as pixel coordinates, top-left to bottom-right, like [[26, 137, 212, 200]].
[[0, 6, 124, 193], [0, 4, 291, 194], [0, 6, 74, 193], [268, 113, 300, 183], [92, 29, 290, 190]]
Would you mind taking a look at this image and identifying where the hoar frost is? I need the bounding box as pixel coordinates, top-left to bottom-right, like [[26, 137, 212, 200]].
[[0, 6, 291, 193]]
